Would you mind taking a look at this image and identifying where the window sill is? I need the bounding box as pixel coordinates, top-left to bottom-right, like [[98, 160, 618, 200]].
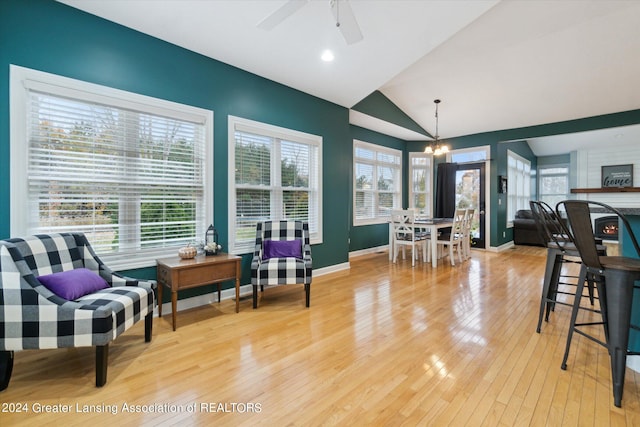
[[101, 248, 185, 273]]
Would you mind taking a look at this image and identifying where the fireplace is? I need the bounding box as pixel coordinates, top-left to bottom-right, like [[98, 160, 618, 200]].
[[594, 216, 619, 241]]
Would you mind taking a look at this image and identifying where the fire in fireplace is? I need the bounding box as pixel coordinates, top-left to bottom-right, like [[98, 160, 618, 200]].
[[594, 216, 619, 240]]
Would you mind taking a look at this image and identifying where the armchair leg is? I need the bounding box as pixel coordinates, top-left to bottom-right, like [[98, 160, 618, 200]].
[[96, 345, 109, 387], [305, 284, 310, 307], [144, 312, 153, 342], [0, 351, 14, 391], [253, 285, 258, 309]]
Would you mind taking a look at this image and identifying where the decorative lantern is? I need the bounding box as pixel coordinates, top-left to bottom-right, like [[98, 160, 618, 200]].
[[204, 224, 219, 256]]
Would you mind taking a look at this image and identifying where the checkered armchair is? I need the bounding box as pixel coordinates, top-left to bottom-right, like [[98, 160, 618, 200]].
[[0, 233, 156, 390], [250, 221, 312, 308]]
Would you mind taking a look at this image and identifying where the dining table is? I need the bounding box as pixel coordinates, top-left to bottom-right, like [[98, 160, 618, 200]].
[[388, 217, 454, 268]]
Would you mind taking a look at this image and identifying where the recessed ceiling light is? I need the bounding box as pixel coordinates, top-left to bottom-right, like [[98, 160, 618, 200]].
[[321, 50, 335, 62]]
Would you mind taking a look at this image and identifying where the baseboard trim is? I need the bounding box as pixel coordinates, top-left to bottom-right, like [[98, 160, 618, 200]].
[[489, 241, 515, 253], [349, 245, 389, 259]]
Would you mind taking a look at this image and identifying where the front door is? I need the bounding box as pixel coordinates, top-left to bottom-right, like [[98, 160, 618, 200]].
[[455, 162, 486, 249]]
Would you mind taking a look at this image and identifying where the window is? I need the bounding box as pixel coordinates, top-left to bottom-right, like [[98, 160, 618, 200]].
[[228, 116, 322, 254], [449, 147, 488, 163], [10, 66, 213, 270], [353, 140, 402, 225], [408, 153, 432, 216], [538, 165, 569, 209], [506, 150, 531, 227]]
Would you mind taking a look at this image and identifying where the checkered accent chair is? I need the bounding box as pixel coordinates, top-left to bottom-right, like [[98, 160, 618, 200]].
[[0, 233, 156, 390], [250, 221, 312, 308]]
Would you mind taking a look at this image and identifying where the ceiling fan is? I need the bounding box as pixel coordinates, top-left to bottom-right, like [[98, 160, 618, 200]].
[[258, 0, 364, 45]]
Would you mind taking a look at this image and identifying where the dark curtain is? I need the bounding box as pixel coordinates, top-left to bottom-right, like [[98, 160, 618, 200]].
[[435, 162, 457, 218]]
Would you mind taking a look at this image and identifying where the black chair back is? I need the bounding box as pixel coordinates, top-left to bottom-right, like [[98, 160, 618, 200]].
[[560, 200, 603, 271], [530, 200, 566, 247], [559, 200, 640, 269]]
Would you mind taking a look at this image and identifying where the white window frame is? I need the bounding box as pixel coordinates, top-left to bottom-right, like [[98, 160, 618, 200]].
[[408, 152, 432, 216], [10, 65, 214, 270], [228, 116, 323, 254], [448, 146, 489, 164], [538, 164, 570, 209], [506, 150, 531, 228], [353, 140, 402, 226]]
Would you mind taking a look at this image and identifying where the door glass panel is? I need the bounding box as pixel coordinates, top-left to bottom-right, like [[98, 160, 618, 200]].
[[455, 163, 485, 249], [456, 169, 480, 242]]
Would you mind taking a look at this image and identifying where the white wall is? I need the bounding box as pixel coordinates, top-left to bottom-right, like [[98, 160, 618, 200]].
[[575, 146, 640, 208]]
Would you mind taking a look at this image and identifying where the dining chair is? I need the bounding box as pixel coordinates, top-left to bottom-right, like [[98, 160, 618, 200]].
[[391, 209, 429, 267], [434, 209, 466, 266], [462, 208, 475, 260], [557, 200, 640, 408], [530, 201, 604, 333]]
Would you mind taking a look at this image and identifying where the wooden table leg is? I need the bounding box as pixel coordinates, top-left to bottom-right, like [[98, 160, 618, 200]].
[[235, 277, 240, 313], [431, 225, 438, 268], [171, 290, 178, 331], [235, 259, 241, 313], [157, 281, 163, 317]]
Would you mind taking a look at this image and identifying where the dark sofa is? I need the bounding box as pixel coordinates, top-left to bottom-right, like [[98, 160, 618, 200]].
[[513, 209, 545, 246]]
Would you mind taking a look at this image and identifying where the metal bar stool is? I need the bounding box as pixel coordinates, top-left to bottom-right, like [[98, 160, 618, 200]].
[[530, 201, 604, 333], [558, 200, 640, 408]]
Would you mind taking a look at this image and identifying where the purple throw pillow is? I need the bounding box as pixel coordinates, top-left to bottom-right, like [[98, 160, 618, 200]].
[[38, 268, 109, 300], [263, 239, 302, 260]]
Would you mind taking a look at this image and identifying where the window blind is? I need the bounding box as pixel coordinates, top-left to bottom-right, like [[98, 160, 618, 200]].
[[27, 90, 207, 258], [230, 118, 321, 253], [409, 153, 432, 215], [353, 140, 402, 225], [507, 150, 531, 224]]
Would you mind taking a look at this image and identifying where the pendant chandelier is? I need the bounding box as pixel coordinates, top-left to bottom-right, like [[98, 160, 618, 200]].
[[424, 99, 449, 156]]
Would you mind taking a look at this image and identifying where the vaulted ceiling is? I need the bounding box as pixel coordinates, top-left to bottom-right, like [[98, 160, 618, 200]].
[[58, 0, 640, 155]]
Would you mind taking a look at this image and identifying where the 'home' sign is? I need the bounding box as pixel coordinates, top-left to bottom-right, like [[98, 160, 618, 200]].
[[601, 164, 634, 188]]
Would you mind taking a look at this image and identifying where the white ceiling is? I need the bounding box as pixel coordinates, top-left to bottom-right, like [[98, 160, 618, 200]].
[[58, 0, 640, 155], [526, 124, 640, 157]]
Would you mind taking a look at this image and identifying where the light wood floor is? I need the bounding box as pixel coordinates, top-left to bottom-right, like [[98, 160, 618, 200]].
[[3, 246, 640, 426]]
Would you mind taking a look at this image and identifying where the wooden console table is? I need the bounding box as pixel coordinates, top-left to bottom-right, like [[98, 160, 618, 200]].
[[156, 253, 241, 331]]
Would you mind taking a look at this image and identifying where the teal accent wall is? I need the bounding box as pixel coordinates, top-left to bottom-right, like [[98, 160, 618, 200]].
[[538, 154, 570, 166], [352, 91, 429, 137], [0, 0, 352, 300], [620, 216, 640, 352]]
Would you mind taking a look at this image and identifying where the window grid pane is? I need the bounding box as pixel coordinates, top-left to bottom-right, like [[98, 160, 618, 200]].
[[231, 120, 322, 253], [539, 165, 569, 207], [506, 150, 531, 224], [353, 141, 402, 224], [409, 153, 431, 216]]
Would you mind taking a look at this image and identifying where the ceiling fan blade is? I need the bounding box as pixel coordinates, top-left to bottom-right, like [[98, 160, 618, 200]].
[[330, 0, 363, 45], [257, 0, 309, 31]]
